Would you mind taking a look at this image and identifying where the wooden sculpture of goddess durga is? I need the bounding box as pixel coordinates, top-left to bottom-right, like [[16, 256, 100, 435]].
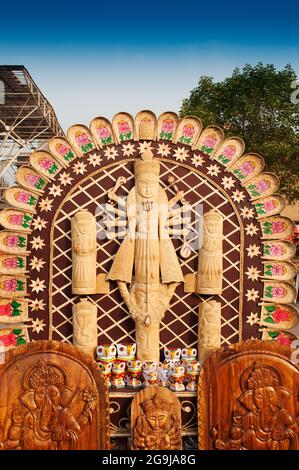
[[107, 151, 184, 362]]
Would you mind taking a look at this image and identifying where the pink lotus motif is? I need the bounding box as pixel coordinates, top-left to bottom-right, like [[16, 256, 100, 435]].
[[0, 332, 17, 347], [3, 279, 17, 292], [118, 121, 131, 134], [75, 132, 90, 145], [270, 244, 283, 256], [8, 214, 23, 226], [40, 158, 54, 170], [25, 174, 40, 186], [0, 304, 12, 316], [272, 221, 286, 234], [271, 287, 286, 298], [162, 119, 174, 133], [56, 143, 69, 155], [203, 133, 217, 148], [222, 144, 236, 159], [239, 161, 254, 176], [273, 307, 290, 323], [6, 236, 19, 248], [3, 258, 18, 269], [272, 264, 285, 276], [97, 126, 110, 138], [16, 191, 29, 203], [264, 200, 277, 213], [276, 333, 292, 346], [256, 179, 270, 194], [182, 124, 195, 138]]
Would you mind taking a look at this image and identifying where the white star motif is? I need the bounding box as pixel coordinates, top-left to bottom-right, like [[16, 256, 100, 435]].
[[29, 256, 46, 272], [88, 153, 102, 167], [240, 206, 255, 220], [104, 146, 118, 160], [73, 161, 87, 175], [31, 317, 46, 334], [31, 216, 47, 231], [245, 223, 259, 236], [38, 197, 53, 213], [30, 278, 46, 293], [58, 171, 73, 186], [173, 147, 189, 162], [232, 189, 246, 203], [207, 164, 221, 176], [30, 236, 45, 250], [157, 143, 171, 157], [122, 142, 135, 157], [245, 288, 260, 302], [138, 141, 154, 153], [246, 244, 261, 259], [30, 298, 46, 311], [246, 312, 260, 326], [221, 176, 235, 190], [245, 266, 261, 281], [191, 154, 205, 167], [48, 184, 63, 198]]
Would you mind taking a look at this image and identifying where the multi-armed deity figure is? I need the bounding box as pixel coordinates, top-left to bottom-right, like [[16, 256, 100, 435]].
[[106, 151, 187, 362]]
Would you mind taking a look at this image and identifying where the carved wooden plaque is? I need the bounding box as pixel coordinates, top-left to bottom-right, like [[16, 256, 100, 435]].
[[131, 385, 182, 450], [0, 341, 110, 450], [198, 340, 299, 450]]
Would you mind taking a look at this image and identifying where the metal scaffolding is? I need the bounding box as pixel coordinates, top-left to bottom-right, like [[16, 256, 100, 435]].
[[0, 65, 64, 204]]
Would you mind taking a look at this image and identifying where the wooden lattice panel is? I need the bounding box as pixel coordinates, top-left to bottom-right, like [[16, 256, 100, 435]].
[[50, 157, 242, 348], [16, 139, 268, 349]]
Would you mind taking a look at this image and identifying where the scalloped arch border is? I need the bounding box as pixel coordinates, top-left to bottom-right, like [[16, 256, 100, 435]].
[[0, 110, 297, 345]]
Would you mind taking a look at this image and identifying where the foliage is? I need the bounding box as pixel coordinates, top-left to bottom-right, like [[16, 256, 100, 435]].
[[180, 63, 299, 203]]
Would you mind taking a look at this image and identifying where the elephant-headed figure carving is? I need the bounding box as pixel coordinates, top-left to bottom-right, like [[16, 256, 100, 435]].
[[1, 360, 98, 450], [215, 362, 298, 450], [131, 386, 182, 450]]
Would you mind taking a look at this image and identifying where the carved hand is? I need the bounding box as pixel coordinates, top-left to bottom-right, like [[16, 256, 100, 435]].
[[52, 427, 70, 442], [11, 408, 23, 426]]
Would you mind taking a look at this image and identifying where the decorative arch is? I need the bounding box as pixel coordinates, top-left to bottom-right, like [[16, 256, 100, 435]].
[[0, 110, 297, 351]]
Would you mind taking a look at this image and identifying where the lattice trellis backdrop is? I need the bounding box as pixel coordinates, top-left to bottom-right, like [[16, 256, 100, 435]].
[[51, 158, 243, 348], [14, 135, 271, 349]]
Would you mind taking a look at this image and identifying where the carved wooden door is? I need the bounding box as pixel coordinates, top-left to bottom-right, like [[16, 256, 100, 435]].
[[198, 340, 299, 450], [0, 341, 110, 450]]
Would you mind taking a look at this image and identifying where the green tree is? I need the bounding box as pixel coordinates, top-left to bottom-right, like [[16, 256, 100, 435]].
[[180, 63, 299, 203]]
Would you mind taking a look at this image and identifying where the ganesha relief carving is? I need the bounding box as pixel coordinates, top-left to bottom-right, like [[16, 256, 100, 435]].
[[213, 362, 298, 450], [0, 360, 98, 450]]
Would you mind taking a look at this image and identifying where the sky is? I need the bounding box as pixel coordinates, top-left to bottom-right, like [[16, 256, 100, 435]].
[[1, 0, 299, 131]]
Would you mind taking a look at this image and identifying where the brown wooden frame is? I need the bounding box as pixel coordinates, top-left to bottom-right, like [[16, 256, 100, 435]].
[[198, 339, 299, 450], [0, 340, 110, 450]]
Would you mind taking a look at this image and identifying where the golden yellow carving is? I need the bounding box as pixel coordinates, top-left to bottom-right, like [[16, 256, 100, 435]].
[[197, 210, 223, 295], [106, 151, 184, 361], [72, 298, 98, 357], [71, 210, 97, 295], [199, 300, 221, 364]]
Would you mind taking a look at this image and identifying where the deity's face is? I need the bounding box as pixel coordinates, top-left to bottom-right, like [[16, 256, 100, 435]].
[[137, 173, 159, 199], [253, 385, 278, 412], [75, 311, 94, 343], [34, 384, 61, 409], [206, 220, 219, 234], [146, 409, 169, 432], [76, 221, 89, 234]]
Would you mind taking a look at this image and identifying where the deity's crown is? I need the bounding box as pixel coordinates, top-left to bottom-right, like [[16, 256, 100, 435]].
[[27, 360, 65, 389], [204, 210, 222, 222], [74, 209, 93, 222], [135, 150, 160, 178], [140, 394, 170, 415], [247, 362, 280, 390]]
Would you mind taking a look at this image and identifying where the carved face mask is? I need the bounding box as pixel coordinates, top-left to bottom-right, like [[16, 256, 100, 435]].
[[146, 409, 169, 432], [137, 174, 159, 199]]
